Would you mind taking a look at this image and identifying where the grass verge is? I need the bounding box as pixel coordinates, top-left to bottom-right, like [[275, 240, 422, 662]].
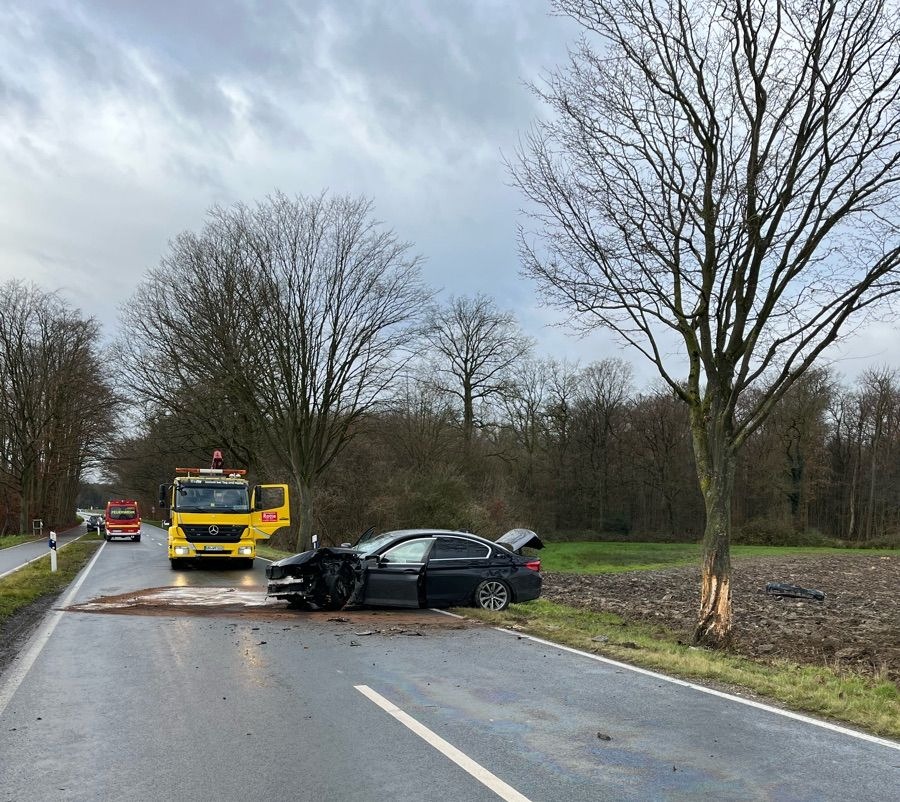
[[0, 535, 40, 550], [0, 535, 102, 627], [462, 599, 900, 740], [256, 544, 292, 561], [540, 541, 898, 573]]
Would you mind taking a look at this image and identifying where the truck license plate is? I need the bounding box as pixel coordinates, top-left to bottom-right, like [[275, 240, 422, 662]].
[[204, 546, 224, 552]]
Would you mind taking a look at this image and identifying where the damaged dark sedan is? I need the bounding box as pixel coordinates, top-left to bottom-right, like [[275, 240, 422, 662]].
[[266, 528, 543, 612]]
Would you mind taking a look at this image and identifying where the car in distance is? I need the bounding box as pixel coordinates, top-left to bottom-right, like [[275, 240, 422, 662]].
[[266, 528, 543, 612], [85, 514, 105, 532]]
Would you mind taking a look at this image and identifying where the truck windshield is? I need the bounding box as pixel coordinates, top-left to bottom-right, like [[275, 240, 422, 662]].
[[176, 485, 249, 512]]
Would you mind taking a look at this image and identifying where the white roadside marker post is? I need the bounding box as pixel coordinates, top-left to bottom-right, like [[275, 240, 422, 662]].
[[49, 530, 57, 572]]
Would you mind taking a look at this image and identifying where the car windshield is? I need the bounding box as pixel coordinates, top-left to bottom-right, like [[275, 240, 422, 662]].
[[175, 484, 249, 512], [355, 532, 399, 556]]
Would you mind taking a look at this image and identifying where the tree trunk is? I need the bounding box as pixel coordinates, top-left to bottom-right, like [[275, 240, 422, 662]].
[[293, 479, 314, 552], [691, 409, 735, 648]]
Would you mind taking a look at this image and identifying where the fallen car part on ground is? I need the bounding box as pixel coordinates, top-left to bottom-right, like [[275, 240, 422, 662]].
[[764, 582, 826, 601]]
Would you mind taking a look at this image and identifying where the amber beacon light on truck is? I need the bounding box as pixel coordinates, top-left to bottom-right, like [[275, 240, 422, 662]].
[[158, 451, 290, 569]]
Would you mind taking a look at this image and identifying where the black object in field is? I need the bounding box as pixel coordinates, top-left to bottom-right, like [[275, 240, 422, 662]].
[[765, 582, 826, 601]]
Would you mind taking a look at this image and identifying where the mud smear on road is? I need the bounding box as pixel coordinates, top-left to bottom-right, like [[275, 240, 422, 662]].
[[63, 586, 474, 630]]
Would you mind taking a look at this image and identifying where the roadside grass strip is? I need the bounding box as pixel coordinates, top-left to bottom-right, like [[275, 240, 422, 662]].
[[355, 684, 532, 802], [539, 541, 899, 573], [0, 538, 102, 627], [0, 535, 41, 550], [462, 600, 900, 742]]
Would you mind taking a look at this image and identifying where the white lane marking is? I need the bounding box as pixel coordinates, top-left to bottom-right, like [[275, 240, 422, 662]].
[[355, 684, 532, 802], [0, 541, 106, 718], [476, 623, 900, 752], [0, 535, 86, 581]]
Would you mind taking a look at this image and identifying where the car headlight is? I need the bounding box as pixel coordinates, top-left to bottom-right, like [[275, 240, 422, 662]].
[[237, 546, 253, 556], [173, 545, 194, 556]]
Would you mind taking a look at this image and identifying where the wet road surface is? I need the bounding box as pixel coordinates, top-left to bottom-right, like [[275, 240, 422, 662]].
[[0, 524, 897, 801]]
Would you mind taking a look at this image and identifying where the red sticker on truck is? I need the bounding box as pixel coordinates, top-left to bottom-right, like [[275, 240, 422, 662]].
[[261, 511, 278, 522]]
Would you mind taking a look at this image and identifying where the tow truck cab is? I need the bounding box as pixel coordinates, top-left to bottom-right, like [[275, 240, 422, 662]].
[[159, 465, 290, 569], [104, 500, 141, 542]]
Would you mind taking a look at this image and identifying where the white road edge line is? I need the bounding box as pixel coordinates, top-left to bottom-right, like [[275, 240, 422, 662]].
[[354, 684, 532, 802], [0, 540, 106, 718], [434, 610, 899, 752]]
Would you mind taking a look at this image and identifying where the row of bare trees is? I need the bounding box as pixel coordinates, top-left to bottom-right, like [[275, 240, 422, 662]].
[[0, 281, 117, 534]]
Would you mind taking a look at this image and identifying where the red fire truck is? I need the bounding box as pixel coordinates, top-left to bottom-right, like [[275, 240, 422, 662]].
[[104, 499, 141, 542]]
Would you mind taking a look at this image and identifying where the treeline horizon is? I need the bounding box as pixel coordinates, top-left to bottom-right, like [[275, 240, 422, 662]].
[[105, 357, 900, 550], [2, 273, 898, 548]]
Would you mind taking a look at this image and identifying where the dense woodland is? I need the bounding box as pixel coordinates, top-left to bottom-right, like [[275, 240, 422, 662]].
[[0, 280, 117, 535], [2, 278, 899, 549], [106, 348, 900, 550], [3, 279, 900, 547]]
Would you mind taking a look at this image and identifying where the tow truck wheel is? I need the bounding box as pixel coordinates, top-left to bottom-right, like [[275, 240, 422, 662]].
[[170, 558, 184, 569], [133, 535, 141, 542]]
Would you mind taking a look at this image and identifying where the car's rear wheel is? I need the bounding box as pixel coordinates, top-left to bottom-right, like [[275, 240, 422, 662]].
[[474, 579, 511, 611], [133, 535, 140, 542]]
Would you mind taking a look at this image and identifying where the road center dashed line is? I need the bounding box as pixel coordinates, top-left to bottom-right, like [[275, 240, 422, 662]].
[[355, 684, 532, 802]]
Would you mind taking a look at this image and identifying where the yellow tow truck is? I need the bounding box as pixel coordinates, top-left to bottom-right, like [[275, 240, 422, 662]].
[[158, 455, 289, 569]]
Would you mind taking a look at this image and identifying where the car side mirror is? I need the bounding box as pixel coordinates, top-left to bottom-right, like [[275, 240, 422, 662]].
[[340, 542, 352, 548]]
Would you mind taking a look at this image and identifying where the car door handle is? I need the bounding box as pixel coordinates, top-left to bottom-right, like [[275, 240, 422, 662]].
[[402, 568, 418, 574]]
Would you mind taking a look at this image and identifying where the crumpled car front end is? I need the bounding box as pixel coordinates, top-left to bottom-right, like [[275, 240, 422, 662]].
[[266, 547, 362, 610]]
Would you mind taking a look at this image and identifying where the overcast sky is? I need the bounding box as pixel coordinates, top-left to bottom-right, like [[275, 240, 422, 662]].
[[0, 0, 894, 388]]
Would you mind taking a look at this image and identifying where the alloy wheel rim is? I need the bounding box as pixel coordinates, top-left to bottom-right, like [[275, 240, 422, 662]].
[[479, 581, 508, 610]]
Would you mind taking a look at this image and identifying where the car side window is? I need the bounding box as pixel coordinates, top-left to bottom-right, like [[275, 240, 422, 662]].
[[430, 537, 491, 560], [380, 538, 434, 564]]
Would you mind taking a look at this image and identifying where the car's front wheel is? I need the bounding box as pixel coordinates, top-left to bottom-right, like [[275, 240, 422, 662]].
[[474, 579, 511, 611], [324, 570, 353, 611]]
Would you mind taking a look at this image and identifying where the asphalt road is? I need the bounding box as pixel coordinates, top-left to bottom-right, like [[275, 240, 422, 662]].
[[0, 524, 897, 801]]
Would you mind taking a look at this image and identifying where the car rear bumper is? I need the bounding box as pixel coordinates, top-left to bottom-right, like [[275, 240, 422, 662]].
[[512, 572, 542, 602]]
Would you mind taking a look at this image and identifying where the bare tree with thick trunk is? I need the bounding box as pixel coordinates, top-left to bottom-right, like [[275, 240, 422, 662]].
[[513, 0, 900, 645], [120, 192, 429, 551]]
